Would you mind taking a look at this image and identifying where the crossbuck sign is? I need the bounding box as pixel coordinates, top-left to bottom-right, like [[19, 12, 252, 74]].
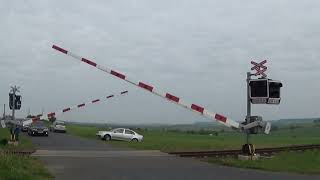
[[251, 60, 267, 77]]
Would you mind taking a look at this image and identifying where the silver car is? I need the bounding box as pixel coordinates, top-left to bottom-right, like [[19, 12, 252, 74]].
[[50, 121, 67, 133], [96, 128, 143, 142]]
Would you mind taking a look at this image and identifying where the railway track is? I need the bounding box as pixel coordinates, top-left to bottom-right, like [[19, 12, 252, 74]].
[[0, 149, 36, 156], [168, 144, 320, 157], [2, 144, 319, 157]]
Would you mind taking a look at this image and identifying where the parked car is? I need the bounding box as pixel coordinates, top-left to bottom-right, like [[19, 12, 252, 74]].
[[22, 124, 30, 132], [96, 128, 143, 142], [50, 121, 66, 133], [28, 122, 49, 136]]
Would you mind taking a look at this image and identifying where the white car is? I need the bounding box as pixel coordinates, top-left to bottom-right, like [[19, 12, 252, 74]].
[[50, 121, 67, 133], [96, 128, 143, 142]]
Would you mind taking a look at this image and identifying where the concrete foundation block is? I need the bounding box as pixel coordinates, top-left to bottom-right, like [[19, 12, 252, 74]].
[[238, 154, 260, 160], [8, 140, 19, 146]]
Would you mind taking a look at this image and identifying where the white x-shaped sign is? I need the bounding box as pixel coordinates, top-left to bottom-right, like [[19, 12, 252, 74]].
[[251, 60, 267, 77]]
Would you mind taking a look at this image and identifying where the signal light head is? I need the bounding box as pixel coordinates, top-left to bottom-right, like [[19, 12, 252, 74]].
[[249, 79, 282, 105]]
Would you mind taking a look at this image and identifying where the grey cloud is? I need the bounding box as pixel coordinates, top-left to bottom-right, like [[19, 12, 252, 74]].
[[0, 0, 319, 125]]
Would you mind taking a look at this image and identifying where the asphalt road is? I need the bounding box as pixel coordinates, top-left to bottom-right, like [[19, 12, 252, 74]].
[[29, 132, 125, 151], [27, 132, 320, 180]]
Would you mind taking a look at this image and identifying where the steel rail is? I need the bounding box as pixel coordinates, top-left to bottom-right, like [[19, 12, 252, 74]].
[[168, 144, 320, 157]]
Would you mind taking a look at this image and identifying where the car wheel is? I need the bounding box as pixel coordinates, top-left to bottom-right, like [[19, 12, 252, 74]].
[[131, 138, 138, 142], [104, 135, 111, 141]]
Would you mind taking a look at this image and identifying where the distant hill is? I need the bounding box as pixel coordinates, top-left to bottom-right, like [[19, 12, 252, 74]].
[[67, 121, 172, 129], [66, 121, 226, 130], [273, 118, 320, 126]]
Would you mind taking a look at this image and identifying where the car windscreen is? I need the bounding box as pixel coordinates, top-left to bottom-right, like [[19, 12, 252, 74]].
[[32, 123, 46, 128], [113, 129, 124, 133], [125, 130, 135, 135]]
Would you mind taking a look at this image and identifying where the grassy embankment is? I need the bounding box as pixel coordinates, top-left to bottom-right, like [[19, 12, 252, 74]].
[[207, 150, 320, 174], [67, 124, 320, 174], [0, 128, 53, 180]]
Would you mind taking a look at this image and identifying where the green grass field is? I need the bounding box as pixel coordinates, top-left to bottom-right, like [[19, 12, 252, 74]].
[[67, 124, 320, 174], [0, 128, 53, 180], [67, 124, 320, 152]]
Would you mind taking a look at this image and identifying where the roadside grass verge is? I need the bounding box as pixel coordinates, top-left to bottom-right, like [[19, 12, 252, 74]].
[[0, 128, 53, 180], [206, 150, 320, 174], [0, 128, 33, 149], [67, 124, 100, 139], [0, 154, 53, 180]]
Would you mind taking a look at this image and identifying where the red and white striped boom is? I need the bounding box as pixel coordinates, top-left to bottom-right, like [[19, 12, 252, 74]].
[[23, 90, 128, 126], [52, 45, 240, 129]]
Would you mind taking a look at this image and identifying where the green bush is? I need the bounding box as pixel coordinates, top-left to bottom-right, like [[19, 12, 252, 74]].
[[0, 138, 8, 146]]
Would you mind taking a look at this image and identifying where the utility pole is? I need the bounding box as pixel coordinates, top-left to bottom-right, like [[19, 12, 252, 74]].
[[1, 105, 6, 128], [27, 107, 30, 117], [3, 104, 5, 120], [246, 72, 251, 145]]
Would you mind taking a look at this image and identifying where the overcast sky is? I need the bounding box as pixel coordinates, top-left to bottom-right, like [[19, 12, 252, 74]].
[[0, 0, 319, 125]]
